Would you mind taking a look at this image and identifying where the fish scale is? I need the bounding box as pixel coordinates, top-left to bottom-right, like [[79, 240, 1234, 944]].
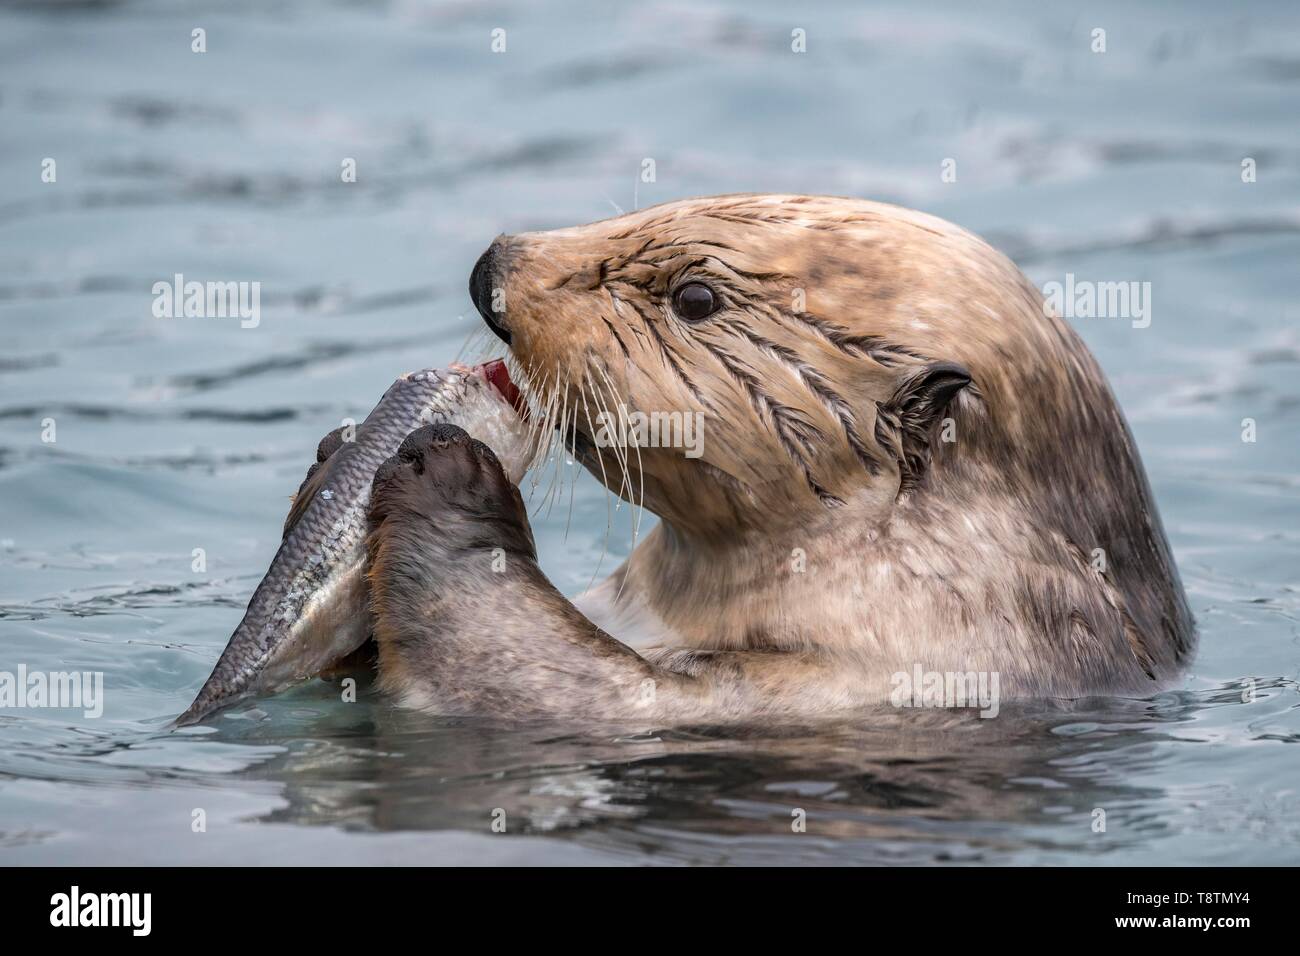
[[178, 363, 529, 725]]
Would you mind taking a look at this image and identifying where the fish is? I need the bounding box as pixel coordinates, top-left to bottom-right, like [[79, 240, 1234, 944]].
[[177, 360, 530, 725]]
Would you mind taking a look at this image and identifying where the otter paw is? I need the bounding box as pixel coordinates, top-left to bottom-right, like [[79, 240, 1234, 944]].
[[368, 423, 534, 556]]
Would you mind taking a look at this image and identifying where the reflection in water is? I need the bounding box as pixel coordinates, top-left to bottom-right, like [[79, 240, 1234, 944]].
[[171, 688, 1266, 865]]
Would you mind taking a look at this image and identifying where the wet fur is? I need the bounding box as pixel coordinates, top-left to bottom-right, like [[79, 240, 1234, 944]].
[[363, 194, 1194, 721]]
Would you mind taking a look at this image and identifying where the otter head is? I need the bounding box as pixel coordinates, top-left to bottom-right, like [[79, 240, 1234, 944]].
[[468, 195, 1111, 545], [468, 194, 1192, 676]]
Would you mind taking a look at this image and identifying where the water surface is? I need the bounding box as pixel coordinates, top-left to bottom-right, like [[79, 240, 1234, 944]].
[[1, 0, 1298, 865]]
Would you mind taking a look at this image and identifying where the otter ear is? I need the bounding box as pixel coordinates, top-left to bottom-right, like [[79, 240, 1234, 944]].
[[879, 361, 972, 491]]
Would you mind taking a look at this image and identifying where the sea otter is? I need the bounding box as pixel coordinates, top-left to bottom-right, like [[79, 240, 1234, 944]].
[[356, 194, 1194, 722]]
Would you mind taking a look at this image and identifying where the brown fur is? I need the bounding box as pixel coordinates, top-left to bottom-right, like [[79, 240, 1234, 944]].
[[365, 195, 1195, 721]]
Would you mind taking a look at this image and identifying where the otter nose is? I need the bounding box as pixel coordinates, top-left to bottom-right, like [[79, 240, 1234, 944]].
[[470, 238, 510, 345]]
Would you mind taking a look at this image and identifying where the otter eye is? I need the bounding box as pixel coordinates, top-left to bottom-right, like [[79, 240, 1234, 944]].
[[672, 282, 719, 322]]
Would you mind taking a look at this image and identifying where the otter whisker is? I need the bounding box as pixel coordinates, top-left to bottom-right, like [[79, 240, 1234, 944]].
[[555, 369, 577, 516], [522, 366, 558, 503], [534, 372, 558, 510], [542, 367, 583, 520], [451, 323, 491, 366], [537, 368, 564, 504], [544, 369, 570, 515], [588, 365, 633, 509], [578, 375, 616, 592], [513, 360, 542, 493], [596, 366, 644, 604], [594, 362, 646, 551], [503, 351, 539, 465], [562, 370, 583, 543], [512, 361, 538, 478], [526, 364, 558, 474], [540, 367, 572, 517]]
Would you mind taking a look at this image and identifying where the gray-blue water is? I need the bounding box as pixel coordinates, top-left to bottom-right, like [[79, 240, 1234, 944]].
[[1, 0, 1297, 865]]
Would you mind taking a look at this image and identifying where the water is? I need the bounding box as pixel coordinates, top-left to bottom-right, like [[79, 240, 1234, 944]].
[[1, 0, 1298, 865]]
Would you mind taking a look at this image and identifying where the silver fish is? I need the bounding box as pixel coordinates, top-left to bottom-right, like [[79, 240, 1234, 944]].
[[178, 361, 530, 725]]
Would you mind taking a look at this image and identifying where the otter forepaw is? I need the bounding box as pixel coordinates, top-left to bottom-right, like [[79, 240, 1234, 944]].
[[367, 423, 535, 558]]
